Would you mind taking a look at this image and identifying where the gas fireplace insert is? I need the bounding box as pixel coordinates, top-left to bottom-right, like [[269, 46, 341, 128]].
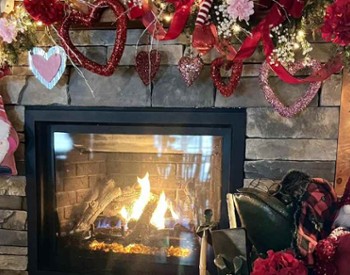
[[26, 107, 246, 275]]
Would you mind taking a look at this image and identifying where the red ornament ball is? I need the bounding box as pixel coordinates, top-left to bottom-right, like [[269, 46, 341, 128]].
[[316, 238, 337, 262], [24, 0, 65, 26]]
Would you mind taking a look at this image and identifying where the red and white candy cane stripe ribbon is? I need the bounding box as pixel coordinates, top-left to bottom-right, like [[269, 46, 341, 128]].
[[195, 0, 213, 25], [192, 0, 216, 54]]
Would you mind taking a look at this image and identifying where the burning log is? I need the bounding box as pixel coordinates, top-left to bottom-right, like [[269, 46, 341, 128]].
[[74, 178, 122, 232], [102, 185, 141, 217], [124, 195, 159, 244]]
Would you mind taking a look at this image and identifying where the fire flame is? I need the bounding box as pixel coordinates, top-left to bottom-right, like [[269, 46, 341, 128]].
[[130, 173, 151, 220], [121, 172, 179, 230], [150, 192, 168, 229], [120, 206, 129, 222]]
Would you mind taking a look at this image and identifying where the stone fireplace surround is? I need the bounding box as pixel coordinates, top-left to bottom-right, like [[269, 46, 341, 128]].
[[0, 27, 342, 274]]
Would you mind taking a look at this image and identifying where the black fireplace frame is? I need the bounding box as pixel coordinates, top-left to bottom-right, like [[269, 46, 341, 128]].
[[25, 107, 246, 275]]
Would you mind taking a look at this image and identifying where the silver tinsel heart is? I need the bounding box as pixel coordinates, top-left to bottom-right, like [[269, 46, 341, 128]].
[[178, 56, 204, 87]]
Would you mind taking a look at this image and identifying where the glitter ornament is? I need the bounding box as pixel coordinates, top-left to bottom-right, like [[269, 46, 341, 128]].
[[259, 60, 322, 118], [178, 56, 204, 87], [135, 50, 161, 86], [59, 0, 126, 76], [211, 57, 243, 97]]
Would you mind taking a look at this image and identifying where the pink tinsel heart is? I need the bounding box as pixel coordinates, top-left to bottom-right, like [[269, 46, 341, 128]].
[[178, 56, 204, 87], [259, 60, 322, 118], [135, 50, 161, 85]]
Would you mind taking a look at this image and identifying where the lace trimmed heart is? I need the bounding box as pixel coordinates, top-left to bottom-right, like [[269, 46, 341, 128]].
[[259, 60, 322, 118], [59, 0, 126, 76], [135, 50, 161, 85], [211, 57, 243, 97]]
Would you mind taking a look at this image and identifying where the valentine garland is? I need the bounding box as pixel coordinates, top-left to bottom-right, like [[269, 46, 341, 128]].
[[4, 0, 348, 116]]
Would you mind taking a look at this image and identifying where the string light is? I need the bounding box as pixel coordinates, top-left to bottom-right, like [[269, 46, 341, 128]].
[[232, 24, 241, 34], [163, 14, 172, 22], [36, 21, 43, 27], [297, 29, 306, 39]]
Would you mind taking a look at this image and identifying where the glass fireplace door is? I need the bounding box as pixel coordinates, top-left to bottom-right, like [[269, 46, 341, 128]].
[[54, 133, 222, 263], [26, 107, 245, 275]]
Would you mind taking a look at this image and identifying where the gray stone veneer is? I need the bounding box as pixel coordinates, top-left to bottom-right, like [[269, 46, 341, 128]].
[[0, 29, 342, 273]]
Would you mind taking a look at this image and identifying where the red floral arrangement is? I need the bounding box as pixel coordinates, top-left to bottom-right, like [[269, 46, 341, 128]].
[[251, 250, 308, 275], [24, 0, 65, 26], [321, 0, 350, 46]]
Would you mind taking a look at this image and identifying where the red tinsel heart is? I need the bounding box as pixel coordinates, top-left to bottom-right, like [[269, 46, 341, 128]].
[[24, 0, 65, 25], [211, 58, 243, 97], [135, 50, 161, 85], [59, 0, 127, 76], [178, 56, 204, 87]]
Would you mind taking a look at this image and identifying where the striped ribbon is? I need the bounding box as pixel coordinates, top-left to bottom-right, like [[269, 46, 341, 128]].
[[195, 0, 213, 26]]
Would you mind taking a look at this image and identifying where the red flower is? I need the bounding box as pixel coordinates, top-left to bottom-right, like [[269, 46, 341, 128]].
[[321, 0, 350, 46], [251, 250, 308, 275], [24, 0, 65, 26]]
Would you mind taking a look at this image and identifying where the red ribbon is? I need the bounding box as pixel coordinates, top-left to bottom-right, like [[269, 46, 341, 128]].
[[129, 0, 194, 41]]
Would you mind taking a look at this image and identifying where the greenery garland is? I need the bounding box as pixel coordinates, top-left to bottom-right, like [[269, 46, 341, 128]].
[[0, 6, 37, 67]]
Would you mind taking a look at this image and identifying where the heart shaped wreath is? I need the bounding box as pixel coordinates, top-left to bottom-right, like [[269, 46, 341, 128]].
[[59, 0, 127, 76], [259, 60, 322, 118]]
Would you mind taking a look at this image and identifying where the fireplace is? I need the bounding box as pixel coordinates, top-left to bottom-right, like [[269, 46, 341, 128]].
[[25, 107, 246, 275]]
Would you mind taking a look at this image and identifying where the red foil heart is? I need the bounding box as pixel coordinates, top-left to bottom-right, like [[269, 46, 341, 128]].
[[259, 60, 322, 118], [0, 64, 11, 79], [211, 58, 243, 97], [178, 56, 204, 87], [59, 0, 126, 76], [135, 50, 161, 85]]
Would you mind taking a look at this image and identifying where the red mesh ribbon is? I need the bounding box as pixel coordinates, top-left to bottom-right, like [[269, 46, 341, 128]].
[[129, 0, 194, 41]]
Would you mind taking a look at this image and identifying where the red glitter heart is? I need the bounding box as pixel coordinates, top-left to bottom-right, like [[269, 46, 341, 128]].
[[211, 58, 243, 97], [135, 50, 161, 86], [178, 56, 204, 87], [59, 0, 126, 76]]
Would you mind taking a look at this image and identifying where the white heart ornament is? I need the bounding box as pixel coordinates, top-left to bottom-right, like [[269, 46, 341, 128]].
[[1, 0, 14, 13], [28, 46, 67, 90]]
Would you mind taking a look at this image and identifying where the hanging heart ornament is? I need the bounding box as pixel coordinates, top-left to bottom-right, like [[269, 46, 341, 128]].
[[28, 46, 67, 89], [178, 56, 204, 87], [135, 50, 161, 85], [211, 57, 243, 97], [59, 0, 126, 76], [0, 64, 11, 79], [259, 60, 322, 118]]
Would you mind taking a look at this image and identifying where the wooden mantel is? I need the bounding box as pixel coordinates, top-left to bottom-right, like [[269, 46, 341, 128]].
[[335, 71, 350, 196]]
